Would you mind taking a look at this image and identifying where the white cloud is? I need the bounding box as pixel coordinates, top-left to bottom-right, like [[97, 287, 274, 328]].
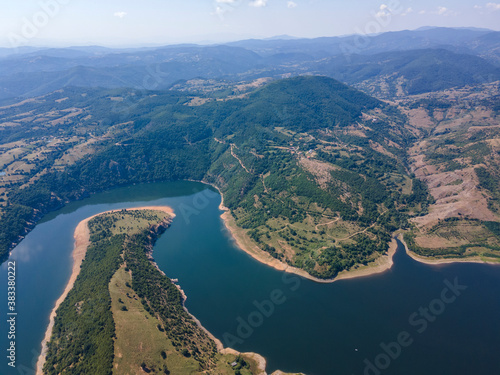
[[401, 7, 413, 16], [213, 6, 225, 16], [437, 6, 448, 15], [421, 6, 456, 16], [249, 0, 268, 7], [486, 2, 500, 10], [114, 11, 127, 18], [287, 1, 297, 8], [375, 4, 389, 18], [212, 0, 237, 19]]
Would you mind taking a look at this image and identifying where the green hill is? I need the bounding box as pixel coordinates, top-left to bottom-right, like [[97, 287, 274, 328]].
[[3, 75, 499, 277], [0, 76, 430, 279]]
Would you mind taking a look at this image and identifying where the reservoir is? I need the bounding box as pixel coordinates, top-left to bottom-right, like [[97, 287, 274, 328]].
[[1, 181, 499, 374]]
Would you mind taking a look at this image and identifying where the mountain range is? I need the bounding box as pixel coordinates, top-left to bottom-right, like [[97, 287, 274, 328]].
[[0, 27, 499, 101]]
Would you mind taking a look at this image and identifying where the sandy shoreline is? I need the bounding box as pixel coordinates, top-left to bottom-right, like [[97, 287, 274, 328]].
[[180, 285, 269, 374], [211, 180, 499, 281], [35, 206, 174, 375], [210, 180, 397, 283], [207, 181, 500, 277], [334, 238, 398, 281], [221, 348, 268, 375], [35, 204, 269, 375], [31, 180, 499, 374], [221, 203, 499, 281], [398, 233, 500, 266]]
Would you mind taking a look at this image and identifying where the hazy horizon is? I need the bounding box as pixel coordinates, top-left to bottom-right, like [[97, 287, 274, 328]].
[[1, 0, 500, 48], [0, 25, 498, 50]]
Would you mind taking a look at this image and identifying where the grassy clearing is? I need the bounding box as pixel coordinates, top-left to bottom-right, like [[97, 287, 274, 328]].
[[24, 148, 49, 162], [109, 212, 259, 375], [274, 127, 296, 137], [110, 266, 201, 375], [0, 147, 27, 169], [0, 174, 25, 185], [381, 173, 412, 195], [56, 140, 98, 165], [109, 210, 169, 236], [8, 160, 35, 173], [408, 219, 500, 260], [250, 213, 371, 268], [416, 220, 500, 249]]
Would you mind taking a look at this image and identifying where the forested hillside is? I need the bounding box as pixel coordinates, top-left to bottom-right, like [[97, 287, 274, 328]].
[[1, 74, 499, 277], [0, 76, 422, 278], [43, 209, 267, 374]]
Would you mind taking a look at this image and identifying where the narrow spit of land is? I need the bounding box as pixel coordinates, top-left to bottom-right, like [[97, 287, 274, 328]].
[[38, 206, 300, 375], [36, 206, 173, 375]]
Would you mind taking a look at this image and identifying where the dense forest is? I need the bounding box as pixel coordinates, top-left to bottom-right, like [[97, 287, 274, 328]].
[[43, 209, 230, 374], [0, 76, 438, 277], [1, 74, 499, 277], [43, 221, 128, 374]]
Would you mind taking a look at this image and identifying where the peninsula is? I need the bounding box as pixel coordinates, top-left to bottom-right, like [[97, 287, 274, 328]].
[[38, 207, 299, 375]]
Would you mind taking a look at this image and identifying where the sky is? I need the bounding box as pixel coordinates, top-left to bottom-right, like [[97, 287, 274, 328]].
[[1, 0, 499, 47]]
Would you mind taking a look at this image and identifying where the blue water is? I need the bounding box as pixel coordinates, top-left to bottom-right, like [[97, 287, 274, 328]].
[[1, 181, 499, 375]]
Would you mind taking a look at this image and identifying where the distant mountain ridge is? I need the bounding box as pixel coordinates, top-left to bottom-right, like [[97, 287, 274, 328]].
[[0, 27, 499, 101]]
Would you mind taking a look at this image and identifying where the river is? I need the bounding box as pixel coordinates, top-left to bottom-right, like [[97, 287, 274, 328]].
[[1, 181, 499, 375]]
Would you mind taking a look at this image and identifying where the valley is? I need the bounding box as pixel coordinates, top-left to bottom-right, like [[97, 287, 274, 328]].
[[0, 26, 500, 374], [1, 71, 499, 279]]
